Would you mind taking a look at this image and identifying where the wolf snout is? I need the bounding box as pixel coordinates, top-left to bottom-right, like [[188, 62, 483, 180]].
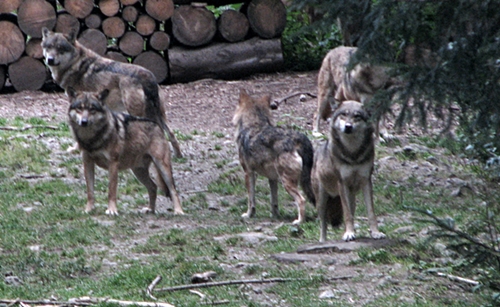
[[79, 118, 89, 127], [46, 57, 57, 66], [344, 123, 353, 134]]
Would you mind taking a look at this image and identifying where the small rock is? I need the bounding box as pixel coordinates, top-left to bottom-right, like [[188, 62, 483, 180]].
[[319, 289, 336, 299]]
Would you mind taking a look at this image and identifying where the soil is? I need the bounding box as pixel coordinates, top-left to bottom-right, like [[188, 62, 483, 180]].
[[0, 71, 482, 305]]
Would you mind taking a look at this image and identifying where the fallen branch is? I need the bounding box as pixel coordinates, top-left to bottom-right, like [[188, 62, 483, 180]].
[[0, 125, 59, 131], [272, 92, 317, 108], [146, 275, 163, 301], [433, 272, 480, 286], [0, 297, 175, 307], [155, 278, 300, 293]]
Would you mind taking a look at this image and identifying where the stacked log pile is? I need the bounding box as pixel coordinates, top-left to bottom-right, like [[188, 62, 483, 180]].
[[0, 0, 286, 92]]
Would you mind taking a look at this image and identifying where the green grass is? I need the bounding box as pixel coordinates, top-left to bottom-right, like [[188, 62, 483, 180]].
[[0, 117, 496, 306]]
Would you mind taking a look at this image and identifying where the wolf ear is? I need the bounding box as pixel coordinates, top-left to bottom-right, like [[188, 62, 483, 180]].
[[67, 29, 77, 44], [98, 89, 110, 102], [66, 87, 77, 100], [41, 27, 50, 38]]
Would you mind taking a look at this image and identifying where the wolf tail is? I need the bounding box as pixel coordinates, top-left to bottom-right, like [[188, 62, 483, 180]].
[[298, 135, 316, 206]]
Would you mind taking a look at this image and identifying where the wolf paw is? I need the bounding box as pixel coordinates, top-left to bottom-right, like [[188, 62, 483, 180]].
[[139, 207, 155, 214], [312, 131, 323, 138], [105, 209, 119, 216], [342, 231, 356, 241], [371, 230, 386, 240], [174, 209, 185, 215], [292, 218, 303, 225]]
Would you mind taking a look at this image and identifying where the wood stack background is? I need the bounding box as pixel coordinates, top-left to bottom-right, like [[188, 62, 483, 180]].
[[0, 0, 286, 92]]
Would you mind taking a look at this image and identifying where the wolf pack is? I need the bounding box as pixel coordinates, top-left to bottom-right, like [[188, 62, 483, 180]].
[[39, 28, 395, 243]]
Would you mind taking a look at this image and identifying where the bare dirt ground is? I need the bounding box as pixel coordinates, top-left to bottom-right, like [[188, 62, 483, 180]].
[[0, 71, 483, 305]]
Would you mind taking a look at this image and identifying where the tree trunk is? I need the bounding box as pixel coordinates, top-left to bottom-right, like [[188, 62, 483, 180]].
[[217, 9, 248, 43], [145, 0, 174, 22], [246, 0, 286, 39], [122, 5, 139, 23], [120, 0, 140, 5], [60, 0, 94, 19], [17, 0, 57, 38], [55, 11, 80, 35], [172, 5, 216, 47], [169, 37, 283, 83], [133, 51, 168, 83], [8, 56, 47, 91], [149, 31, 170, 51], [79, 29, 108, 56], [0, 0, 23, 13], [105, 50, 128, 63], [0, 19, 25, 65], [136, 14, 157, 36], [26, 37, 43, 59], [102, 16, 126, 38], [119, 31, 144, 56], [99, 0, 121, 17]]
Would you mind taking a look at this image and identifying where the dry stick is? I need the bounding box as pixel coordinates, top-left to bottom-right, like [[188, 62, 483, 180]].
[[272, 92, 317, 107], [434, 272, 480, 286], [0, 298, 175, 307], [155, 278, 300, 293], [0, 125, 59, 131], [146, 275, 163, 301]]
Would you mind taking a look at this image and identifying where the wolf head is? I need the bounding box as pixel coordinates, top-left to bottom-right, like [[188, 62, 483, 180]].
[[41, 27, 78, 68], [232, 89, 273, 127], [67, 88, 110, 128], [331, 100, 373, 136]]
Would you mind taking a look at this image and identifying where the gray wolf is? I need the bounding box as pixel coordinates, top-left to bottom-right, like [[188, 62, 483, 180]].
[[313, 46, 392, 138], [41, 27, 182, 158], [312, 100, 385, 242], [233, 90, 315, 224], [67, 88, 184, 216]]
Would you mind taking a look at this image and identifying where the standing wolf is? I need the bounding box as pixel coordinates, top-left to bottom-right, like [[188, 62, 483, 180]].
[[233, 90, 315, 224], [41, 28, 182, 158], [313, 46, 393, 138], [312, 100, 385, 242], [67, 88, 184, 216]]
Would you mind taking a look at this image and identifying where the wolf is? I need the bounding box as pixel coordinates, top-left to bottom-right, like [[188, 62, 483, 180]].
[[41, 27, 182, 158], [67, 88, 185, 216], [233, 89, 315, 224], [313, 46, 393, 139], [312, 100, 386, 242]]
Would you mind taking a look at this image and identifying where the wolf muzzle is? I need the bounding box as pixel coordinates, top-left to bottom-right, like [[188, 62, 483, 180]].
[[45, 57, 57, 66], [344, 123, 353, 134]]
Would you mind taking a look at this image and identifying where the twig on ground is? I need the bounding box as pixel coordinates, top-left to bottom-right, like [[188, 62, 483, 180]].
[[272, 92, 317, 108], [0, 297, 175, 307], [155, 278, 301, 293], [146, 275, 163, 301], [0, 125, 59, 131], [433, 272, 480, 286]]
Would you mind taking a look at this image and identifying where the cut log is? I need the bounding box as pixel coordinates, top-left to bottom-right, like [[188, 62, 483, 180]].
[[61, 0, 94, 19], [145, 0, 175, 22], [0, 0, 23, 13], [85, 12, 103, 29], [120, 0, 140, 5], [136, 14, 157, 36], [0, 20, 25, 65], [105, 50, 129, 63], [102, 16, 126, 38], [99, 0, 121, 17], [149, 31, 170, 51], [133, 51, 168, 83], [122, 5, 139, 23], [26, 37, 44, 59], [217, 9, 248, 43], [17, 0, 57, 38], [79, 29, 108, 56], [246, 0, 286, 39], [169, 37, 283, 83], [119, 31, 144, 56], [172, 5, 216, 47], [0, 65, 6, 92], [8, 56, 47, 91], [55, 11, 80, 35]]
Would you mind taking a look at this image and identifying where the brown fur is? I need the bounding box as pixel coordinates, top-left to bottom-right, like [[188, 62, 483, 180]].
[[312, 100, 385, 242], [41, 27, 182, 158], [313, 46, 392, 138], [233, 90, 315, 224], [67, 88, 184, 216]]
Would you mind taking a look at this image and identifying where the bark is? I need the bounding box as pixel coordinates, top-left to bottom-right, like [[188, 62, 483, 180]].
[[171, 5, 216, 47], [136, 14, 157, 36], [119, 31, 144, 56], [145, 0, 174, 22], [26, 37, 44, 59], [79, 29, 108, 56], [8, 56, 47, 91], [99, 0, 121, 17], [246, 0, 286, 39], [0, 0, 23, 13], [149, 31, 170, 51], [0, 19, 25, 65], [60, 0, 94, 19], [133, 51, 168, 84], [102, 16, 126, 38], [217, 9, 248, 43], [17, 0, 57, 38], [55, 11, 80, 35], [122, 5, 139, 23]]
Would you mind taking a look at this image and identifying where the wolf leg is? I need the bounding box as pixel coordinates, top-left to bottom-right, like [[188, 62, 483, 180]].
[[269, 179, 279, 218], [339, 181, 356, 241], [363, 180, 386, 240], [317, 186, 329, 243], [152, 156, 184, 215], [82, 153, 95, 213], [132, 167, 158, 214], [242, 172, 256, 219], [106, 161, 120, 216]]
